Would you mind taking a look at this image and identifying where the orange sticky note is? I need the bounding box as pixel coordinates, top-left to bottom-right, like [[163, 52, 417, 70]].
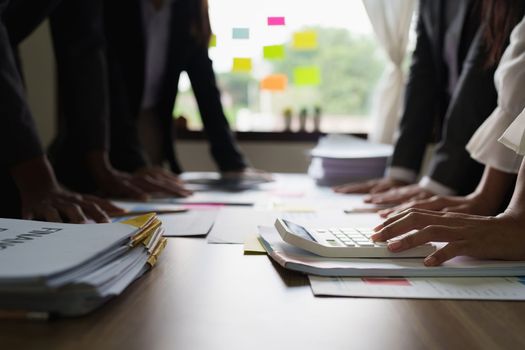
[[260, 74, 288, 91]]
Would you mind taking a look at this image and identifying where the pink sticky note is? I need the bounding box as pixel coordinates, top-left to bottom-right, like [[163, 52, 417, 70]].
[[268, 16, 285, 26]]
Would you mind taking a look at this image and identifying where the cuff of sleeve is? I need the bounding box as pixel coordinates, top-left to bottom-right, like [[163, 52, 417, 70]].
[[385, 167, 418, 183], [418, 176, 455, 196]]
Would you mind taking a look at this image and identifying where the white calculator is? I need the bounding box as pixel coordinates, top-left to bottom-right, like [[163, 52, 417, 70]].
[[274, 218, 435, 258]]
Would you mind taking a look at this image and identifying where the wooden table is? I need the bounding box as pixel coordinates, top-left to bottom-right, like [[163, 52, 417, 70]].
[[2, 237, 525, 350]]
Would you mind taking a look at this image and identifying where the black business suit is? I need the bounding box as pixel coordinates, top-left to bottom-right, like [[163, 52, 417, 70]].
[[103, 0, 247, 175], [390, 0, 502, 195], [0, 0, 109, 215]]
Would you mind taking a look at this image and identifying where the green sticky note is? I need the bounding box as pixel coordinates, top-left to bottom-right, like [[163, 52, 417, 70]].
[[232, 58, 252, 73], [293, 66, 321, 86], [263, 45, 285, 60], [209, 34, 217, 48]]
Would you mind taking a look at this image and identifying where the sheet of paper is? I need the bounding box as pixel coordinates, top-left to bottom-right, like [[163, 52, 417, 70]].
[[207, 208, 354, 244], [0, 218, 136, 279], [111, 201, 186, 216], [293, 30, 318, 50], [160, 209, 218, 237], [260, 74, 287, 91], [293, 66, 321, 86], [232, 57, 252, 73], [243, 235, 266, 255], [263, 45, 285, 60], [232, 27, 250, 39], [309, 276, 525, 301], [267, 16, 285, 26]]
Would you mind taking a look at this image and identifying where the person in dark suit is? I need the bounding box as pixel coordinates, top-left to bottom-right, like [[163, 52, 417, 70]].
[[335, 0, 520, 205], [0, 0, 131, 222], [103, 0, 265, 186]]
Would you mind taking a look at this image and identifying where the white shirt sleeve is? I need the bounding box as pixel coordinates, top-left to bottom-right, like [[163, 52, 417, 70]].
[[385, 166, 418, 183], [418, 176, 455, 196], [466, 14, 525, 173]]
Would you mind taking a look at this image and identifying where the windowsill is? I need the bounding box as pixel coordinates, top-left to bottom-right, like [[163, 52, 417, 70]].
[[174, 129, 368, 142]]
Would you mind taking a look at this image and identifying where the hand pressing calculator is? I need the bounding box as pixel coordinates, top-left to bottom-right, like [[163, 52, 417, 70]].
[[274, 218, 435, 258]]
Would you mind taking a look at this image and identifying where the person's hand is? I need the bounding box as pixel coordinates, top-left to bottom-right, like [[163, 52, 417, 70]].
[[134, 166, 192, 198], [363, 184, 434, 205], [371, 208, 525, 266], [333, 178, 408, 194], [10, 156, 125, 223], [19, 186, 124, 223], [86, 151, 192, 200], [377, 194, 497, 218]]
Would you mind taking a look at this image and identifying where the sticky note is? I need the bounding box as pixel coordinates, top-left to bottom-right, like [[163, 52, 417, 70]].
[[260, 74, 288, 91], [293, 31, 318, 50], [232, 58, 252, 73], [268, 17, 285, 26], [232, 27, 250, 39], [263, 45, 285, 60], [293, 66, 321, 86], [209, 34, 216, 48], [243, 235, 267, 255]]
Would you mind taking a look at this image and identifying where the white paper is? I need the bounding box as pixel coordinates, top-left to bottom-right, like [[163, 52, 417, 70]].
[[309, 275, 525, 300], [0, 219, 137, 279], [160, 210, 217, 237], [207, 208, 375, 244]]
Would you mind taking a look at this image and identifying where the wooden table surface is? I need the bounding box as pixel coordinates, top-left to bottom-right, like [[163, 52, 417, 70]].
[[2, 237, 525, 350]]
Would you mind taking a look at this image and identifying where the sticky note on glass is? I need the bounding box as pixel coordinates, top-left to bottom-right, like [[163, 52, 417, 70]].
[[232, 27, 250, 39], [293, 31, 318, 50], [209, 34, 216, 48], [267, 17, 285, 26], [260, 74, 288, 91], [263, 45, 285, 60], [293, 66, 321, 86], [232, 58, 252, 73]]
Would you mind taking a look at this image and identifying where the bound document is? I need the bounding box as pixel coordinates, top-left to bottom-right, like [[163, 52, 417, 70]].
[[0, 214, 167, 317]]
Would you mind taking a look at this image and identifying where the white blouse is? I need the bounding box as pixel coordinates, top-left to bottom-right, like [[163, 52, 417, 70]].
[[466, 14, 525, 172]]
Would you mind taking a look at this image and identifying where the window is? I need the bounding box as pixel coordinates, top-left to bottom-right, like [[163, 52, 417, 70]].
[[174, 0, 387, 134]]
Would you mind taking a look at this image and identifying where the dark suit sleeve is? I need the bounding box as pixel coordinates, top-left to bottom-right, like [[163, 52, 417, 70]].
[[107, 54, 149, 172], [389, 5, 440, 173], [49, 0, 109, 155], [424, 28, 497, 194], [0, 8, 43, 166], [186, 48, 248, 172]]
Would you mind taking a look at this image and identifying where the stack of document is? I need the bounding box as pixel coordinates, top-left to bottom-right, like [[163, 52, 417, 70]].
[[308, 134, 392, 186], [0, 213, 167, 318], [258, 226, 525, 277]]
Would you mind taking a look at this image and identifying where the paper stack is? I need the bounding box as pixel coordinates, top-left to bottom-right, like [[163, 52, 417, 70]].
[[258, 226, 525, 277], [308, 134, 392, 186], [0, 213, 167, 318]]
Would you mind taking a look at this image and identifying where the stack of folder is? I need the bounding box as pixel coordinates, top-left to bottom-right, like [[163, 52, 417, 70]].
[[0, 213, 167, 318]]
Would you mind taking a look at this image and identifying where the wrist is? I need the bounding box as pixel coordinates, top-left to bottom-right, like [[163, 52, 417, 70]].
[[85, 150, 118, 181], [10, 156, 60, 193]]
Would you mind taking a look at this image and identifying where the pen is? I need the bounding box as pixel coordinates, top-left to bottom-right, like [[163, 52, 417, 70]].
[[0, 310, 51, 321]]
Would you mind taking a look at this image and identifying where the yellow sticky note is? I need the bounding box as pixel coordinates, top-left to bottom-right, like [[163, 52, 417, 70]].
[[293, 66, 321, 86], [243, 235, 267, 255], [232, 58, 252, 73], [260, 74, 288, 91], [293, 31, 318, 50], [263, 45, 285, 60], [209, 34, 216, 48]]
